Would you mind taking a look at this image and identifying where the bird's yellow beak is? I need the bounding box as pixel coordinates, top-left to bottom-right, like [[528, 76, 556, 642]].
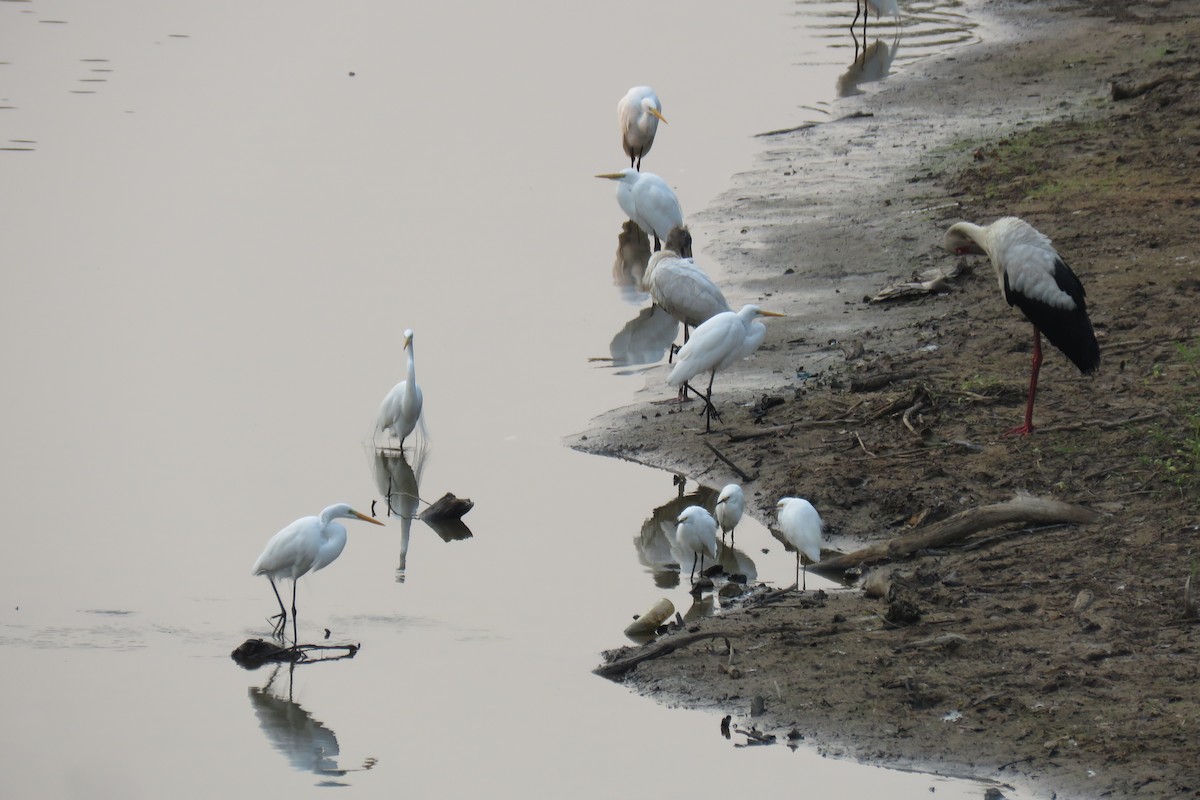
[[760, 310, 786, 317], [648, 108, 668, 124], [353, 511, 386, 526], [404, 334, 413, 350], [595, 172, 626, 180]]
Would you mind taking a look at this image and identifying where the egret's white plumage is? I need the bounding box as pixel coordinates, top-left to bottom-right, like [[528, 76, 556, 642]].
[[667, 304, 784, 432], [675, 505, 719, 585], [253, 503, 384, 642], [618, 86, 667, 171], [375, 329, 424, 447], [944, 217, 1099, 436], [714, 484, 745, 547], [595, 168, 683, 251], [776, 497, 823, 590]]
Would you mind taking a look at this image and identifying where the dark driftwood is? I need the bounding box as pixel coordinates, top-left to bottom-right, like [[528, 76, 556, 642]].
[[594, 630, 741, 679], [815, 495, 1101, 572]]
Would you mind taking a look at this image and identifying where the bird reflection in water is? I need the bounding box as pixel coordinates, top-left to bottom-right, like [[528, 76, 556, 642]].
[[634, 484, 757, 589], [606, 221, 681, 370], [838, 30, 899, 97], [611, 220, 653, 305], [248, 663, 377, 786], [372, 443, 472, 583]]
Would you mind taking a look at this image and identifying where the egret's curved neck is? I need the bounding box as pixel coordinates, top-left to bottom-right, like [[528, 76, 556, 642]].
[[404, 346, 417, 395]]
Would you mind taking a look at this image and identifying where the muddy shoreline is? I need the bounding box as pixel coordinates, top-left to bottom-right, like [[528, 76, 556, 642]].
[[574, 1, 1200, 798]]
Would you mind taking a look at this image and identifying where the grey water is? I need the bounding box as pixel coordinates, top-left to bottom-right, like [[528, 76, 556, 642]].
[[0, 1, 1029, 797]]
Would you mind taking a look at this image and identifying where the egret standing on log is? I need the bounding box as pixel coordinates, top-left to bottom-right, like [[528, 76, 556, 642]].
[[252, 504, 384, 643], [943, 217, 1100, 436], [714, 484, 744, 547], [776, 497, 823, 591], [375, 329, 424, 448], [674, 505, 718, 586], [618, 86, 667, 171], [595, 168, 683, 251], [667, 304, 784, 432]]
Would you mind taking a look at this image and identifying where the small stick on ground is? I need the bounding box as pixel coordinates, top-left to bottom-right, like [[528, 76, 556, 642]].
[[704, 440, 757, 482]]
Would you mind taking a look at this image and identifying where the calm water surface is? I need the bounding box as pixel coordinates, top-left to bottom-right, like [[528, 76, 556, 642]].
[[0, 1, 1022, 797]]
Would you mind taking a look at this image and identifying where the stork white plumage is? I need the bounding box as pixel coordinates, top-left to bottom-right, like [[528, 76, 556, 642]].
[[776, 497, 823, 591], [714, 484, 744, 547], [943, 217, 1100, 436], [252, 503, 385, 643], [595, 168, 684, 251], [674, 505, 718, 585], [666, 304, 785, 432], [375, 329, 424, 448], [618, 86, 667, 171], [642, 228, 731, 350]]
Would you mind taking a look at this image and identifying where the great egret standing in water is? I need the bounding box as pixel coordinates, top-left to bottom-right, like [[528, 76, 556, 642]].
[[943, 217, 1100, 436], [618, 86, 667, 171], [852, 0, 899, 42], [675, 505, 718, 586], [714, 484, 744, 547], [595, 168, 683, 251], [776, 497, 823, 590], [667, 304, 784, 432], [252, 503, 384, 643], [375, 329, 424, 448]]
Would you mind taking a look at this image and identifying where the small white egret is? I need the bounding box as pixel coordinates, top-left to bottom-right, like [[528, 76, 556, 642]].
[[666, 304, 785, 432], [618, 85, 667, 171], [375, 329, 424, 447], [252, 503, 384, 642], [595, 168, 683, 251], [943, 217, 1099, 436], [776, 497, 823, 590], [714, 484, 745, 547], [675, 505, 718, 585]]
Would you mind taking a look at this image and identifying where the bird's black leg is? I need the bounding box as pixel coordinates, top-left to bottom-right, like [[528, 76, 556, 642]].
[[291, 582, 299, 645], [268, 577, 287, 637], [850, 0, 862, 34], [690, 553, 698, 585], [703, 370, 718, 433], [653, 234, 661, 252]]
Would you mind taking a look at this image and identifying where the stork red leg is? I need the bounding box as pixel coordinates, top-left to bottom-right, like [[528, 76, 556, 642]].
[[1006, 326, 1043, 437]]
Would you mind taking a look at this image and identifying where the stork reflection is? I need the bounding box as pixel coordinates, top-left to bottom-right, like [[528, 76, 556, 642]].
[[634, 485, 757, 589], [612, 220, 653, 305], [249, 663, 377, 786]]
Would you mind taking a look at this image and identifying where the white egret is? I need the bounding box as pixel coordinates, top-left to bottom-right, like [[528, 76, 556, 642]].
[[618, 85, 667, 171], [375, 329, 424, 448], [776, 497, 823, 590], [252, 503, 384, 643], [675, 505, 718, 585], [666, 304, 785, 432], [852, 0, 899, 41], [944, 217, 1099, 436], [714, 484, 744, 547], [595, 168, 683, 251]]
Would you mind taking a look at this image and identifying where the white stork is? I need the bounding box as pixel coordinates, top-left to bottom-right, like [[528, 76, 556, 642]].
[[943, 216, 1100, 436], [617, 86, 667, 171]]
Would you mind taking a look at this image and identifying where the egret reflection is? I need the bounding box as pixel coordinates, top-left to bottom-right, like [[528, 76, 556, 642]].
[[249, 664, 377, 786], [612, 220, 653, 304], [635, 485, 757, 589], [608, 305, 680, 369], [371, 444, 472, 583], [838, 34, 899, 97]]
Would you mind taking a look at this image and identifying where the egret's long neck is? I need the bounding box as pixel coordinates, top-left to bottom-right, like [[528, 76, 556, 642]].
[[404, 347, 417, 398]]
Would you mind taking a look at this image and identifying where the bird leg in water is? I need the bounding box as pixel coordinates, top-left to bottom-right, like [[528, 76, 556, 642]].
[[267, 577, 288, 637], [1005, 328, 1043, 437], [290, 582, 299, 645]]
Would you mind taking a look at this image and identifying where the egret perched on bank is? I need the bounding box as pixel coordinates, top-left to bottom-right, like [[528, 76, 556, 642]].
[[675, 505, 718, 586], [642, 226, 731, 349], [776, 497, 823, 590], [943, 217, 1100, 436], [667, 304, 785, 432], [714, 484, 744, 547], [595, 168, 683, 251], [252, 503, 384, 643], [618, 86, 668, 171], [375, 329, 424, 448]]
